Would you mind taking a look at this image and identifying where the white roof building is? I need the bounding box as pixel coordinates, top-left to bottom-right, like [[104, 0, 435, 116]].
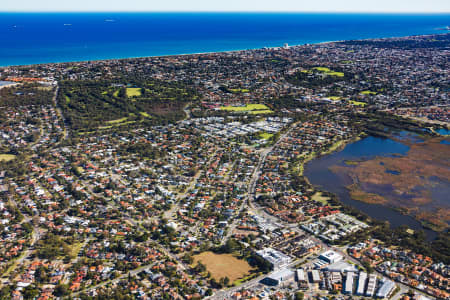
[[296, 269, 306, 282], [311, 270, 321, 282], [256, 248, 292, 270], [376, 279, 396, 299], [356, 272, 367, 295], [366, 274, 377, 297], [344, 272, 355, 294], [319, 250, 343, 264]]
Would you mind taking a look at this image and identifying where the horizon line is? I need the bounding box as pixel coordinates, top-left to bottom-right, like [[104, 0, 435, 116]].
[[1, 10, 450, 14]]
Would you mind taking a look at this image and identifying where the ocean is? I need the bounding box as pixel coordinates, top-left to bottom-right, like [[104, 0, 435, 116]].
[[0, 12, 449, 67]]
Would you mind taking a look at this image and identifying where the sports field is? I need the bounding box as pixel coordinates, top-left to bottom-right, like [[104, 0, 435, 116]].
[[219, 104, 273, 114], [126, 88, 142, 97], [113, 87, 142, 97], [312, 67, 344, 77], [348, 100, 367, 107], [361, 90, 377, 95], [259, 132, 274, 140]]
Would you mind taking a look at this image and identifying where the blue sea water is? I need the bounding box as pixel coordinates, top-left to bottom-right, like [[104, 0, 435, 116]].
[[0, 12, 449, 66]]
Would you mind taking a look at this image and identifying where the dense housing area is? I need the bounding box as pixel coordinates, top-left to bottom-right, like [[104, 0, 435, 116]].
[[0, 34, 448, 300]]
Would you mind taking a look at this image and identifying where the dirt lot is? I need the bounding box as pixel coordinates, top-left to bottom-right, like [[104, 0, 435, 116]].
[[193, 251, 254, 282]]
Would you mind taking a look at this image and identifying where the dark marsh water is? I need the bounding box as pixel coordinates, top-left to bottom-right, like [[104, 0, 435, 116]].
[[304, 135, 445, 240]]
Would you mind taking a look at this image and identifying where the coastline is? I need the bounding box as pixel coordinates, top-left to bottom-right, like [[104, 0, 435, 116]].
[[0, 32, 448, 68], [297, 134, 362, 183]]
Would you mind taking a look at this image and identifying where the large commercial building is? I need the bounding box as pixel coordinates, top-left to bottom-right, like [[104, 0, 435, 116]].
[[262, 269, 295, 286], [296, 269, 308, 289], [376, 279, 396, 299], [310, 270, 321, 283], [325, 261, 358, 273], [296, 269, 306, 282], [356, 272, 367, 295], [256, 248, 292, 270], [344, 272, 355, 294], [319, 250, 343, 264]]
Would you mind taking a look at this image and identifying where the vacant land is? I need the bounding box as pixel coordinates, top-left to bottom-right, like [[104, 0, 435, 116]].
[[193, 251, 254, 282]]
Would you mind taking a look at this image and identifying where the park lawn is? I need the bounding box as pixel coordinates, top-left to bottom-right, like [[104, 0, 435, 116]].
[[126, 88, 142, 97], [99, 120, 137, 130], [193, 252, 255, 282], [311, 192, 330, 205], [220, 104, 272, 114], [65, 95, 71, 104], [140, 111, 150, 117], [327, 71, 345, 77], [361, 90, 377, 95], [220, 104, 267, 111], [348, 100, 367, 107], [107, 117, 128, 124], [69, 242, 83, 258], [233, 272, 261, 286], [37, 86, 53, 91], [328, 96, 342, 101], [295, 151, 316, 176], [229, 88, 250, 93], [259, 132, 274, 140], [312, 67, 344, 77], [246, 104, 269, 110], [0, 154, 16, 162], [112, 88, 142, 97], [313, 67, 331, 72], [250, 109, 274, 115]]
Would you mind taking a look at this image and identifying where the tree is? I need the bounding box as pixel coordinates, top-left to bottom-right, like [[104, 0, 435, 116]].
[[223, 276, 230, 286], [220, 238, 241, 253], [194, 261, 206, 273], [22, 285, 39, 299], [54, 283, 70, 297], [295, 291, 304, 300], [362, 260, 374, 273]]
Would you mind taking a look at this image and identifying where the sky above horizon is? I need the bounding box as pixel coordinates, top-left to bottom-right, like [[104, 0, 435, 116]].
[[2, 0, 450, 13]]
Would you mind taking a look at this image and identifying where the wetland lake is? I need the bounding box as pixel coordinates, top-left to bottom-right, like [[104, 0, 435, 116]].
[[304, 133, 450, 240]]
